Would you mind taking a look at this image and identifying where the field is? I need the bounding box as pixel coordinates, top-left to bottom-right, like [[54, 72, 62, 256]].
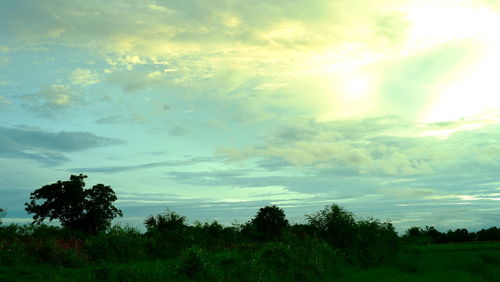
[[343, 242, 500, 281], [2, 232, 500, 282]]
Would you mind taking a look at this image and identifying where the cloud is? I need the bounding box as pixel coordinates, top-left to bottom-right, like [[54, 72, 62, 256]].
[[21, 85, 82, 116], [378, 187, 436, 199], [69, 157, 214, 174], [0, 96, 12, 107], [70, 68, 100, 86], [169, 126, 187, 136], [2, 0, 497, 124], [218, 117, 500, 176], [0, 46, 10, 53], [0, 126, 124, 165]]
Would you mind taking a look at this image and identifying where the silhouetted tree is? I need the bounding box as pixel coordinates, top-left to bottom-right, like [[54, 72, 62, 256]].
[[144, 209, 187, 234], [446, 228, 473, 243], [477, 226, 500, 241], [251, 205, 289, 239], [25, 174, 122, 234], [0, 208, 5, 224], [306, 204, 357, 248]]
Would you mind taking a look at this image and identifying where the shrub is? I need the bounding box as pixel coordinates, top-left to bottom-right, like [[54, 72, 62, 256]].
[[306, 204, 357, 248], [177, 247, 207, 278], [85, 225, 146, 263], [246, 205, 289, 241], [0, 208, 5, 225], [144, 209, 190, 258], [352, 218, 399, 265], [144, 209, 186, 234]]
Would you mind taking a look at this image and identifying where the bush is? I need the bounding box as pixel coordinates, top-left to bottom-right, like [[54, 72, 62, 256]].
[[352, 218, 399, 265], [85, 225, 146, 263], [144, 209, 186, 235], [177, 247, 208, 278], [306, 204, 357, 248], [191, 221, 237, 248], [144, 209, 190, 258], [250, 205, 289, 240], [0, 208, 5, 225]]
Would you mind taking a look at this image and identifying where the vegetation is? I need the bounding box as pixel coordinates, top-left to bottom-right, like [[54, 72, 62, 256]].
[[1, 175, 500, 281], [25, 174, 122, 234], [0, 208, 5, 225]]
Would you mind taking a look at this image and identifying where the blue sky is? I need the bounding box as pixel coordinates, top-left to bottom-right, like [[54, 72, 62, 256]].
[[2, 0, 500, 232]]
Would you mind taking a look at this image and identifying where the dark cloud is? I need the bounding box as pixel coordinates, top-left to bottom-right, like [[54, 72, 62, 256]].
[[70, 157, 215, 174], [169, 126, 187, 136], [0, 126, 124, 165]]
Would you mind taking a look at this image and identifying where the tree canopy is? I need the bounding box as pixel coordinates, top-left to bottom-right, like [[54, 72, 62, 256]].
[[0, 208, 5, 225], [25, 174, 122, 234], [251, 205, 289, 238]]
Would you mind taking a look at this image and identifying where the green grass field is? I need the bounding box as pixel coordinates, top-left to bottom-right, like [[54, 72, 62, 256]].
[[342, 242, 500, 282], [2, 241, 500, 281]]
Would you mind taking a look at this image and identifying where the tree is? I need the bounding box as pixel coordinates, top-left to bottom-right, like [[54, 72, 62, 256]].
[[25, 174, 122, 234], [306, 204, 357, 248], [251, 205, 289, 239], [144, 209, 186, 234], [0, 208, 5, 225]]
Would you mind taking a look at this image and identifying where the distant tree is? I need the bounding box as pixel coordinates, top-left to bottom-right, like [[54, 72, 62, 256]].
[[251, 205, 289, 239], [144, 209, 186, 234], [25, 174, 122, 234], [0, 208, 5, 224], [446, 228, 473, 243], [405, 226, 423, 237], [477, 226, 500, 241], [306, 204, 357, 248]]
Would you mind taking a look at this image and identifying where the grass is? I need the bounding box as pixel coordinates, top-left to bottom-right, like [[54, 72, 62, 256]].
[[2, 241, 500, 281], [342, 242, 500, 282]]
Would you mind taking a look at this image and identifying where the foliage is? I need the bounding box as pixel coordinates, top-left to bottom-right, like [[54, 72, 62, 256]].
[[144, 209, 186, 234], [144, 209, 189, 258], [352, 218, 399, 265], [5, 200, 500, 281], [306, 204, 357, 248], [85, 225, 147, 263], [477, 227, 500, 241], [250, 205, 289, 240], [25, 174, 122, 234], [191, 220, 238, 247], [404, 226, 480, 244], [0, 208, 5, 225]]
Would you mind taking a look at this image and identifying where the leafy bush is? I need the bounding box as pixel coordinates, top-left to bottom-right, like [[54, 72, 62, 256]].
[[85, 225, 147, 263], [306, 204, 357, 248], [191, 221, 237, 248], [177, 247, 208, 278], [144, 209, 186, 234], [250, 205, 289, 240], [352, 218, 399, 265], [144, 209, 190, 258], [0, 208, 5, 225]]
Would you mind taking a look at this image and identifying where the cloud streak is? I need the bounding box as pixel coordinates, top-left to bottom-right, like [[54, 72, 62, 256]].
[[0, 126, 124, 165]]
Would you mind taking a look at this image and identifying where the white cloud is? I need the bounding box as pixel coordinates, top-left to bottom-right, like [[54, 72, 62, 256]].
[[21, 85, 81, 116], [70, 68, 100, 86]]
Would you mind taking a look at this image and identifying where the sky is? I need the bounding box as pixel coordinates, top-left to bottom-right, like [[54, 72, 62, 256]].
[[1, 0, 500, 233]]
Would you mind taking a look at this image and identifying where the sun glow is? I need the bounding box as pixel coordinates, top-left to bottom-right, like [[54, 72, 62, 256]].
[[423, 32, 500, 123], [412, 3, 500, 123]]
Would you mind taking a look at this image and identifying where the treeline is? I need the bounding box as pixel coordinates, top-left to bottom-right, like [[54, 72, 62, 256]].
[[403, 225, 500, 244], [2, 175, 500, 280], [0, 204, 400, 280], [0, 204, 398, 264]]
